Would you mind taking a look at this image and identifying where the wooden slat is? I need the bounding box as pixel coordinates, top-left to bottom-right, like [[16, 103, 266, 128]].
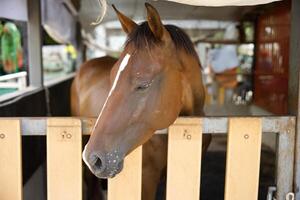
[[166, 118, 202, 200], [47, 118, 82, 200], [0, 119, 22, 200], [225, 118, 262, 200], [108, 146, 142, 200]]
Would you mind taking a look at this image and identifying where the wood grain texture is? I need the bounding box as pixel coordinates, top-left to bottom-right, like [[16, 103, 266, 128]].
[[108, 146, 142, 200], [166, 118, 202, 200], [225, 118, 262, 200], [0, 119, 22, 200], [47, 118, 82, 200]]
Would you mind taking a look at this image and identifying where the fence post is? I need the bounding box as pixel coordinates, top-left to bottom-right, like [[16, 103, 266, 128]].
[[108, 146, 143, 200], [276, 117, 295, 200], [47, 118, 82, 200], [166, 118, 202, 200], [0, 119, 22, 200], [224, 118, 262, 200]]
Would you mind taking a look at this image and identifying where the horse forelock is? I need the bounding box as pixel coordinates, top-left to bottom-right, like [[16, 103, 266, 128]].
[[125, 22, 200, 64]]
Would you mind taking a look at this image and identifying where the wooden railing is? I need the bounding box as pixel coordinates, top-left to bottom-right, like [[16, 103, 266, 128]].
[[0, 72, 27, 90], [0, 116, 295, 200]]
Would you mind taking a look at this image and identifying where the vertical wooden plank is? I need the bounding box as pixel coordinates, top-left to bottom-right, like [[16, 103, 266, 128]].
[[166, 118, 202, 200], [225, 118, 262, 200], [108, 146, 142, 200], [47, 118, 82, 200], [0, 119, 22, 200]]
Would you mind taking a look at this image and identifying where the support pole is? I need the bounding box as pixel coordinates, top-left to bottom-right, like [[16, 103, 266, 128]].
[[288, 0, 300, 199], [27, 0, 43, 87]]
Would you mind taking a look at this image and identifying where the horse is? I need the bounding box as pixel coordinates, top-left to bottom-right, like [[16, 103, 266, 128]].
[[71, 3, 211, 199]]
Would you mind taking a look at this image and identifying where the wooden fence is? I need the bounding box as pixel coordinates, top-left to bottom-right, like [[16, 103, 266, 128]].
[[0, 117, 296, 200]]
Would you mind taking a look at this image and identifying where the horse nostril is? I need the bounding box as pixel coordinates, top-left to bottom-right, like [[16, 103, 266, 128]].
[[94, 157, 102, 169], [89, 154, 106, 173]]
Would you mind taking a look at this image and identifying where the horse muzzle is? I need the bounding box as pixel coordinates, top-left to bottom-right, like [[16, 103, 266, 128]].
[[83, 146, 124, 178]]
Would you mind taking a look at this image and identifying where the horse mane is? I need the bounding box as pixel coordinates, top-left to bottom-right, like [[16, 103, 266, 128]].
[[125, 22, 199, 63]]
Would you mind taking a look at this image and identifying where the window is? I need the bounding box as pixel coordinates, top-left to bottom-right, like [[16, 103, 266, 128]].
[[42, 31, 77, 83], [0, 0, 80, 101]]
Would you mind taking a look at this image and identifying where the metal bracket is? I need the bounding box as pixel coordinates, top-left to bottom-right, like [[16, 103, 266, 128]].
[[267, 186, 276, 200]]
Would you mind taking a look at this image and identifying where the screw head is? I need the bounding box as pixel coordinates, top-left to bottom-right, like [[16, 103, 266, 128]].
[[0, 133, 5, 139], [244, 134, 249, 139]]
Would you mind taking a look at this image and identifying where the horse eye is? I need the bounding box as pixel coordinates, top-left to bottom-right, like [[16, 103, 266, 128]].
[[136, 82, 151, 91]]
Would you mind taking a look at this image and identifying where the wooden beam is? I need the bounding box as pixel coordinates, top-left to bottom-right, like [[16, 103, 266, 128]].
[[47, 118, 82, 200], [0, 119, 22, 200], [224, 118, 262, 200], [18, 116, 294, 136], [108, 146, 142, 200], [166, 118, 202, 200]]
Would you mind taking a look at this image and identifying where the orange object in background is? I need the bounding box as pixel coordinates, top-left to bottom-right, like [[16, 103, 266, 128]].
[[215, 67, 238, 89]]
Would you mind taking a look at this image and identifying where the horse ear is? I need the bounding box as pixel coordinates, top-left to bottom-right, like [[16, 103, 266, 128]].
[[112, 4, 137, 34], [145, 3, 165, 40]]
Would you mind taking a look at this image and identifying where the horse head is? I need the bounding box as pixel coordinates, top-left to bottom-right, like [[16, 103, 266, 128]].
[[83, 3, 202, 178]]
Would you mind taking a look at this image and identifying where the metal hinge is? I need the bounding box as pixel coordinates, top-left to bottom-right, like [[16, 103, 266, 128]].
[[266, 186, 294, 200]]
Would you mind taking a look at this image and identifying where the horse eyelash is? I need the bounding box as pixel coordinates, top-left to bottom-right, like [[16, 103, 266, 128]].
[[135, 81, 152, 91]]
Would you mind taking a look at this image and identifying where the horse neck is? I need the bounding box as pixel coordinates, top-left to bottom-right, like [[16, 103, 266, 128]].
[[178, 51, 205, 116]]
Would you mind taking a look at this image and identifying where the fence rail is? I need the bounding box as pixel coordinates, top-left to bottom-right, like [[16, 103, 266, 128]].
[[0, 72, 27, 90], [0, 116, 296, 200]]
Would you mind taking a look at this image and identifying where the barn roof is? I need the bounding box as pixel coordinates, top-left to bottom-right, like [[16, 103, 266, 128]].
[[79, 0, 282, 31]]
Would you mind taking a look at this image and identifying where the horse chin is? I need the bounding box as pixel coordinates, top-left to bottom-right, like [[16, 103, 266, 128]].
[[94, 160, 124, 179]]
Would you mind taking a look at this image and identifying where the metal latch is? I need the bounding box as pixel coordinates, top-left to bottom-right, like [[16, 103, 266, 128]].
[[266, 186, 294, 200], [285, 192, 295, 200]]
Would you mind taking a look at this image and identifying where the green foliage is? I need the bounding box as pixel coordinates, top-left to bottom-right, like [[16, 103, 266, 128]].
[[1, 22, 22, 73], [243, 22, 254, 42], [0, 22, 3, 36]]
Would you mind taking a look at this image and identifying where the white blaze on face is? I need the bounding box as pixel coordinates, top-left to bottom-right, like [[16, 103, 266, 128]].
[[83, 54, 131, 166], [94, 53, 131, 128], [82, 145, 93, 171]]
